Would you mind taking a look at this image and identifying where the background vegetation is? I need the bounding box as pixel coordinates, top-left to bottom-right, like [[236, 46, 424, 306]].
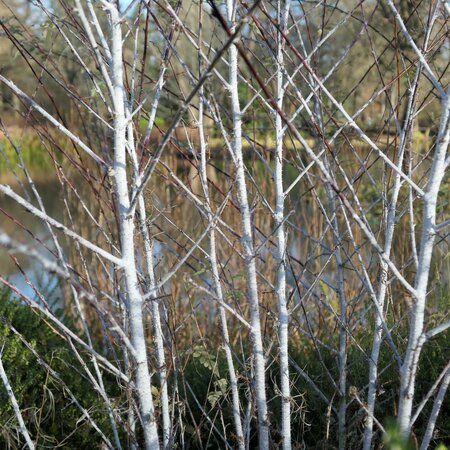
[[0, 0, 449, 449]]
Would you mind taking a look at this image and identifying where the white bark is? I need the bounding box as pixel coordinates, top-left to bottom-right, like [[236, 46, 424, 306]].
[[275, 1, 291, 448], [0, 75, 106, 167], [308, 50, 348, 447], [0, 2, 448, 447], [140, 209, 171, 449], [419, 367, 450, 450], [385, 3, 450, 436], [327, 189, 347, 450], [129, 118, 172, 448], [108, 6, 160, 449], [197, 6, 245, 445], [0, 353, 35, 450], [226, 1, 269, 447], [205, 214, 246, 450], [397, 91, 450, 436], [363, 56, 426, 449]]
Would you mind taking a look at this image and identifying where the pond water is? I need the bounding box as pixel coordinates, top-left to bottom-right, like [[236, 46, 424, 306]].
[[0, 179, 63, 301], [1, 142, 435, 309]]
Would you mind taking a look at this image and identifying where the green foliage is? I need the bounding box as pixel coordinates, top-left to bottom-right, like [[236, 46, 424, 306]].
[[0, 136, 55, 176], [383, 420, 415, 450], [175, 326, 450, 448], [435, 444, 449, 450], [139, 115, 167, 131], [0, 288, 121, 448], [189, 347, 229, 407]]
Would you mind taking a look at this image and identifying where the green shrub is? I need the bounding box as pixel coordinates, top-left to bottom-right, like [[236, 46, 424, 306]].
[[0, 288, 122, 448]]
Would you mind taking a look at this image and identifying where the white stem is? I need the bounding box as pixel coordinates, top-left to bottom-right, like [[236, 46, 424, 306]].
[[108, 6, 160, 449], [330, 193, 347, 450], [411, 362, 450, 426], [0, 75, 106, 167], [363, 55, 426, 449], [0, 184, 122, 266], [419, 367, 450, 450], [397, 91, 450, 436], [275, 1, 291, 448], [226, 1, 269, 447], [197, 27, 245, 443], [126, 104, 172, 448], [139, 198, 171, 449], [0, 353, 35, 450], [74, 0, 114, 99]]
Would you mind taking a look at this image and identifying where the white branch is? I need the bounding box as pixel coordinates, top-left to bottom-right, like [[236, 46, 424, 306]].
[[0, 75, 107, 167], [0, 352, 35, 450], [0, 185, 122, 266]]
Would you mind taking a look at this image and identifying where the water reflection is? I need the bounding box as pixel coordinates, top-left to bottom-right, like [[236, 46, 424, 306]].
[[0, 144, 419, 320], [0, 179, 62, 300]]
